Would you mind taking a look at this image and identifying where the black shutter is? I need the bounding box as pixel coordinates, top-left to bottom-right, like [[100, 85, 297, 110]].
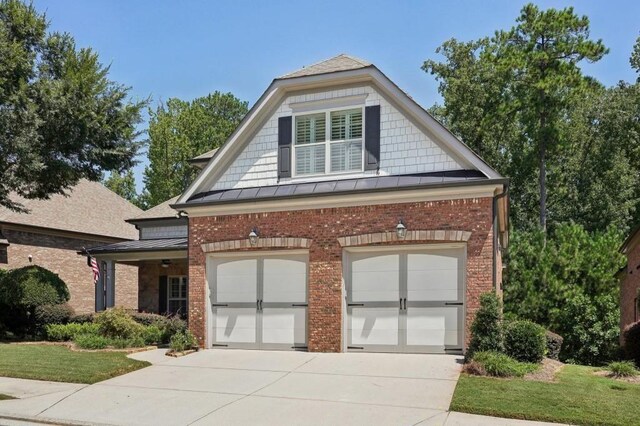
[[278, 116, 292, 179], [159, 275, 168, 314], [365, 105, 380, 171]]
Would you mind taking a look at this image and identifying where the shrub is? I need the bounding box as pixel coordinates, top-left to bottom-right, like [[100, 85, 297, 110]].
[[75, 334, 110, 350], [0, 265, 70, 332], [34, 304, 74, 328], [142, 326, 163, 345], [69, 313, 94, 324], [45, 323, 100, 341], [472, 351, 538, 377], [131, 312, 167, 327], [94, 307, 144, 339], [467, 293, 503, 359], [503, 320, 546, 363], [110, 336, 146, 349], [162, 316, 187, 343], [608, 361, 638, 378], [623, 321, 640, 367], [545, 331, 563, 361], [170, 330, 197, 352]]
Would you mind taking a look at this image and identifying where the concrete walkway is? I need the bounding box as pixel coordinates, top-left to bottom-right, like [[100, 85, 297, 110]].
[[0, 349, 566, 426]]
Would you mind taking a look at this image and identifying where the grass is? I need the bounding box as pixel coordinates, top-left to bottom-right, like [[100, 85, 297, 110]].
[[0, 344, 150, 384], [451, 364, 640, 426]]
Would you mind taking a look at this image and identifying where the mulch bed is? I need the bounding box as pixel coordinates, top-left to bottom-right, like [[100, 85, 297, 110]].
[[593, 370, 640, 384], [524, 358, 564, 382]]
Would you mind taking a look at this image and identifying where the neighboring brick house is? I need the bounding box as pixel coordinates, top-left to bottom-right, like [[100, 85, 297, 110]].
[[94, 55, 509, 354], [0, 180, 141, 313], [619, 227, 640, 337]]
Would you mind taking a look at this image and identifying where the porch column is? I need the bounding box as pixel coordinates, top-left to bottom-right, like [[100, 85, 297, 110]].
[[95, 257, 106, 312], [105, 260, 116, 308]]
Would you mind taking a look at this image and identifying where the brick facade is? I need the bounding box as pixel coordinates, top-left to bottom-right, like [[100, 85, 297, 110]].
[[138, 260, 188, 313], [621, 241, 640, 337], [188, 196, 498, 352], [0, 227, 138, 314]]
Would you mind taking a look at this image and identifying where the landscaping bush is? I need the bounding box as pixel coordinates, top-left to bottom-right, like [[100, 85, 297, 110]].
[[74, 334, 110, 350], [472, 351, 538, 377], [34, 304, 74, 329], [170, 330, 197, 352], [0, 265, 70, 333], [69, 313, 94, 324], [503, 320, 546, 363], [94, 307, 144, 339], [162, 315, 187, 343], [623, 321, 640, 368], [45, 323, 100, 341], [467, 292, 503, 359], [142, 326, 163, 345], [131, 312, 167, 327], [608, 361, 638, 378], [545, 331, 563, 361], [110, 336, 146, 349]]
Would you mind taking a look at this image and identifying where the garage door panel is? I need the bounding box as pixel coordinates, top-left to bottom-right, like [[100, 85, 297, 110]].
[[261, 308, 306, 345], [350, 307, 400, 346], [215, 259, 258, 303], [351, 254, 400, 302], [263, 257, 307, 303], [214, 308, 257, 344], [405, 307, 460, 347], [407, 252, 462, 302]]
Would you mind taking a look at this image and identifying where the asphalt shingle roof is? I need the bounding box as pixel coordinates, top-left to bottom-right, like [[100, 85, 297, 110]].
[[87, 238, 187, 255], [128, 197, 179, 222], [0, 180, 141, 240], [279, 54, 372, 79]]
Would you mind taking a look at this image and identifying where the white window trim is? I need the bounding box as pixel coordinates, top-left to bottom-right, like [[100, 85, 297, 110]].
[[291, 105, 365, 178], [167, 275, 188, 314]]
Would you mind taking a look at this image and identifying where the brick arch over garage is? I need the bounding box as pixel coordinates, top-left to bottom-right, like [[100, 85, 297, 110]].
[[337, 229, 472, 247]]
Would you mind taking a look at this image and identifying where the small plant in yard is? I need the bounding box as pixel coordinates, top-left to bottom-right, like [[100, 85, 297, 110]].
[[94, 307, 144, 339], [545, 331, 563, 361], [607, 361, 638, 378], [46, 323, 100, 341], [170, 330, 197, 352], [470, 351, 538, 378], [467, 293, 503, 359], [623, 321, 640, 368], [503, 320, 546, 363], [74, 334, 111, 350], [142, 325, 163, 345]]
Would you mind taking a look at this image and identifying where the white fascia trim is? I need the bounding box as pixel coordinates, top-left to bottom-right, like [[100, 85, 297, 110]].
[[182, 184, 503, 217]]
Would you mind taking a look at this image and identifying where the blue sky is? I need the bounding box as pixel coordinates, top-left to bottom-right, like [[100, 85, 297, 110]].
[[33, 0, 640, 191]]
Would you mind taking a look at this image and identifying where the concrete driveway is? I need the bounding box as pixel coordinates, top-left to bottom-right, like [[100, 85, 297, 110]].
[[0, 349, 463, 425]]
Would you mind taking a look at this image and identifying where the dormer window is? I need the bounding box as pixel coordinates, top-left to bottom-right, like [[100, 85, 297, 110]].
[[293, 108, 363, 176]]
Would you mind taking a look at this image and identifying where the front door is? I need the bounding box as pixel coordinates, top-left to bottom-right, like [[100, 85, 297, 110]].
[[346, 246, 465, 353], [209, 253, 308, 350]]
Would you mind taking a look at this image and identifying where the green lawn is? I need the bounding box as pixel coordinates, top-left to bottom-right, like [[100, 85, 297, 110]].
[[451, 364, 640, 426], [0, 344, 150, 384]]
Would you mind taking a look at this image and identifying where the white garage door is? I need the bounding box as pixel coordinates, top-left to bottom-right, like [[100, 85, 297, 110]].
[[346, 246, 464, 354], [209, 253, 307, 350]]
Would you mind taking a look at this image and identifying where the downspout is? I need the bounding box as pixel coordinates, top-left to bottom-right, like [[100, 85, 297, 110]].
[[493, 183, 509, 291]]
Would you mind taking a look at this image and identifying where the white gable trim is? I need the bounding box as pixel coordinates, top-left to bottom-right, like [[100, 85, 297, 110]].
[[177, 66, 501, 204]]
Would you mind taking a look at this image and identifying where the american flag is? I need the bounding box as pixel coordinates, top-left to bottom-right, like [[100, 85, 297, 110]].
[[89, 257, 100, 284]]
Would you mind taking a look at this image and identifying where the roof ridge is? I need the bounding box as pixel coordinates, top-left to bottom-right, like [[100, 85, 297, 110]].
[[279, 54, 371, 79]]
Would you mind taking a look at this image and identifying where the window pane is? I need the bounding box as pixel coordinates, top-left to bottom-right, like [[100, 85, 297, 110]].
[[295, 113, 325, 145], [295, 144, 325, 175], [331, 109, 362, 141], [330, 141, 362, 172]]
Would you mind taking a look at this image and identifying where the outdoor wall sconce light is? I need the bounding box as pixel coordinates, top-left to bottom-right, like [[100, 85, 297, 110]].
[[396, 219, 407, 239], [249, 228, 259, 246], [161, 259, 171, 268], [28, 254, 33, 263]]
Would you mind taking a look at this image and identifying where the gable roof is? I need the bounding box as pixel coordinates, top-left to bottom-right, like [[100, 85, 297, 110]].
[[127, 196, 179, 222], [280, 54, 372, 79], [176, 55, 503, 206], [0, 180, 141, 240]]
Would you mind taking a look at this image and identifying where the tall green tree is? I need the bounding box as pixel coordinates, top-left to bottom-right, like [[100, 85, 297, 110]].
[[0, 0, 145, 211], [424, 4, 608, 232], [142, 92, 248, 207], [103, 169, 142, 208]]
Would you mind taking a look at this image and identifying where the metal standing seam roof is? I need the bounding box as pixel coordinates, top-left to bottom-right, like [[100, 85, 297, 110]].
[[182, 170, 491, 207], [86, 238, 187, 255]]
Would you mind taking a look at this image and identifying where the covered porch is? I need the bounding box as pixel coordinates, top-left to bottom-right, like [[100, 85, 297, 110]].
[[82, 238, 188, 317]]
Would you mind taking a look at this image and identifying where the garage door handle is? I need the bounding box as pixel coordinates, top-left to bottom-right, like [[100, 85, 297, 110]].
[[445, 302, 463, 306], [291, 303, 308, 307], [347, 303, 364, 307], [211, 303, 228, 307]]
